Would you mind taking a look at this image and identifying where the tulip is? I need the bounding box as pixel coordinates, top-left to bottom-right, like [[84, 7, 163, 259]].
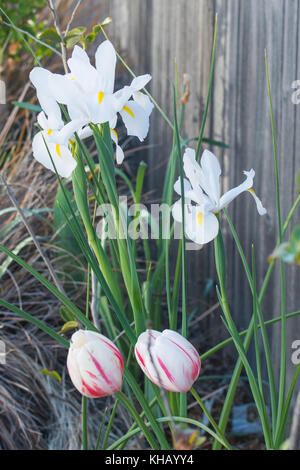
[[172, 148, 267, 245], [134, 329, 201, 392], [67, 330, 123, 398]]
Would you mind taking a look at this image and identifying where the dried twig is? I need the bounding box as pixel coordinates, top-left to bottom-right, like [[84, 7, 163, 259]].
[[65, 0, 83, 36], [0, 83, 31, 149], [47, 0, 68, 73]]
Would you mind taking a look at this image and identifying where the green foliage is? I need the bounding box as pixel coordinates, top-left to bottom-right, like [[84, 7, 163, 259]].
[[38, 17, 112, 51], [0, 0, 48, 62], [40, 368, 62, 383], [53, 185, 85, 285], [269, 224, 300, 265]]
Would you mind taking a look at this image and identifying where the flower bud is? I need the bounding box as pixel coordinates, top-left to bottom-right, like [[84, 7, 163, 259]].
[[67, 330, 123, 398], [134, 329, 201, 392]]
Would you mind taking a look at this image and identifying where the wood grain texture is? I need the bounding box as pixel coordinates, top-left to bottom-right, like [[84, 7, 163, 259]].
[[88, 0, 300, 390]]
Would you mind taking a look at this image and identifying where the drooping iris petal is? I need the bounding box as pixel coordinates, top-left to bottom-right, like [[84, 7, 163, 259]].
[[32, 131, 76, 178], [133, 92, 154, 117], [120, 100, 151, 141], [185, 205, 219, 245], [110, 128, 125, 164], [247, 188, 267, 215]]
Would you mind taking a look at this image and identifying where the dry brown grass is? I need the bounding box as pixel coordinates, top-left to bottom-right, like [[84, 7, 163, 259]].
[[0, 0, 137, 450]]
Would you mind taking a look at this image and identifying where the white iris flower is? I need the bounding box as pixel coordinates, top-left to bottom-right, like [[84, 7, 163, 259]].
[[30, 40, 153, 166], [172, 148, 267, 245], [30, 68, 87, 177]]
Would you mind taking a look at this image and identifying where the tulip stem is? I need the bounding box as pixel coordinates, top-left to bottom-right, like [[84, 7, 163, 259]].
[[81, 396, 88, 450]]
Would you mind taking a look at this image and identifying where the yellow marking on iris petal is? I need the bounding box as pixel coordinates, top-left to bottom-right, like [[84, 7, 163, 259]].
[[110, 128, 118, 140], [70, 77, 75, 81], [47, 129, 53, 135], [56, 144, 61, 157], [123, 105, 135, 118], [98, 91, 104, 104], [197, 211, 204, 226], [248, 188, 256, 195]]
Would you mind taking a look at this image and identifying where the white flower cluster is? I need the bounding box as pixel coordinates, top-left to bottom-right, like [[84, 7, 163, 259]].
[[30, 40, 154, 177]]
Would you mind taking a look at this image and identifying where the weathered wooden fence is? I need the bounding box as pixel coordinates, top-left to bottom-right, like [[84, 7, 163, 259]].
[[77, 0, 300, 389]]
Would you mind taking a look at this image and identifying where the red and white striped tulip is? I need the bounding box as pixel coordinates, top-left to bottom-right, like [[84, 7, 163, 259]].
[[67, 330, 123, 398], [134, 329, 201, 392]]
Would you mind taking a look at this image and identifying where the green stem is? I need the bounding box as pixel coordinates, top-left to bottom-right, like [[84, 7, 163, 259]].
[[201, 310, 300, 360], [108, 416, 229, 451], [81, 396, 88, 450], [195, 13, 218, 160], [116, 391, 159, 449], [102, 399, 119, 450], [190, 387, 232, 450], [212, 195, 300, 449], [265, 50, 286, 436]]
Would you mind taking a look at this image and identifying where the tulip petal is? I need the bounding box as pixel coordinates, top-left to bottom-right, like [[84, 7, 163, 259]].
[[67, 330, 123, 398], [134, 329, 201, 393]]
